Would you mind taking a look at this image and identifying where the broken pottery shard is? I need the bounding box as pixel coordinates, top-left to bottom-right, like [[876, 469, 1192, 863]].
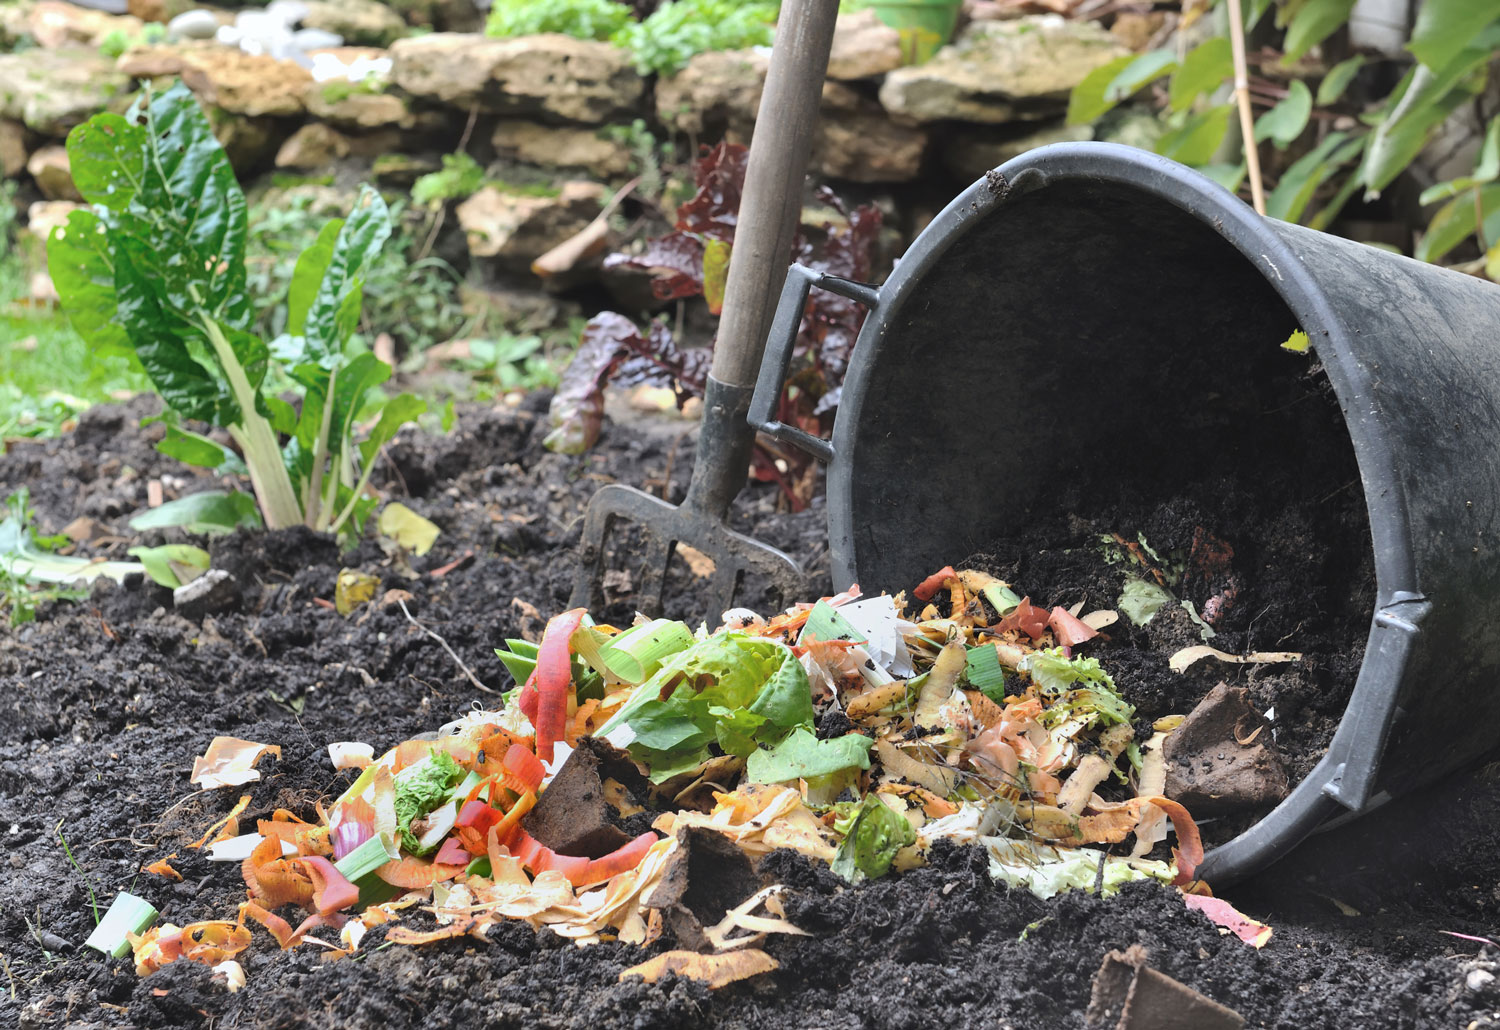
[[1087, 945, 1245, 1030], [173, 568, 241, 619], [1163, 681, 1288, 817], [521, 737, 648, 858], [646, 826, 764, 953]]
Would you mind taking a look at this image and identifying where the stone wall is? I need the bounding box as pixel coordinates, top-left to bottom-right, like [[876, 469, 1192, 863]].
[[0, 0, 1144, 284]]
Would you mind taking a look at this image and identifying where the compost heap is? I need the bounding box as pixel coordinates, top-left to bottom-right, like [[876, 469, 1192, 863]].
[[121, 565, 1267, 986]]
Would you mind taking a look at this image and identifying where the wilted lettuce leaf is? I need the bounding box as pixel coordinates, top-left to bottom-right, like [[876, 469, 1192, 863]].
[[746, 727, 873, 784], [1022, 648, 1135, 728], [394, 749, 464, 855], [831, 793, 915, 884]]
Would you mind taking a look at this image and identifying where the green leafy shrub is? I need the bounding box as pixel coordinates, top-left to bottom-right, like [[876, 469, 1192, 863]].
[[1066, 1, 1500, 262], [47, 82, 424, 535], [410, 152, 487, 205], [612, 0, 777, 76], [485, 0, 634, 41]]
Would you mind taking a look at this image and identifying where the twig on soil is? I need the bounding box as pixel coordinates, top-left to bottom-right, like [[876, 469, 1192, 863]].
[[2, 952, 16, 1000], [397, 599, 496, 694]]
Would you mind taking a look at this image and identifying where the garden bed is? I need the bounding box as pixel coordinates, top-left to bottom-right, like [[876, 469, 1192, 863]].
[[3, 397, 1500, 1029]]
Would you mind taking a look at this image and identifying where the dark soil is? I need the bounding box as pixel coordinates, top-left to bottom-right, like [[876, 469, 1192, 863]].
[[3, 397, 1499, 1030]]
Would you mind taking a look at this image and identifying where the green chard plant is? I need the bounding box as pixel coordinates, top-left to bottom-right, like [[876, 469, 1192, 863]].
[[48, 82, 424, 537]]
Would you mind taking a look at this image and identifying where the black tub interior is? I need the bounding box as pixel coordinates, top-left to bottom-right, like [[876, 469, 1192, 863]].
[[845, 178, 1374, 609]]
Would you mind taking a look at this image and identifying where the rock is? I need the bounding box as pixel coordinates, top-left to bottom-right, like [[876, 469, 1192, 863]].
[[942, 120, 1091, 179], [1110, 11, 1166, 51], [12, 0, 143, 48], [816, 110, 927, 183], [879, 15, 1129, 123], [300, 0, 406, 46], [491, 121, 633, 176], [122, 44, 314, 116], [456, 180, 604, 268], [1163, 681, 1289, 817], [129, 0, 193, 23], [371, 151, 439, 186], [0, 49, 127, 136], [391, 32, 642, 123], [26, 200, 82, 244], [166, 8, 217, 39], [275, 122, 350, 169], [173, 568, 241, 619], [205, 105, 284, 173], [654, 47, 767, 136], [657, 49, 925, 183], [25, 145, 79, 200], [386, 0, 480, 32], [0, 120, 29, 178], [304, 80, 415, 130], [828, 8, 902, 80]]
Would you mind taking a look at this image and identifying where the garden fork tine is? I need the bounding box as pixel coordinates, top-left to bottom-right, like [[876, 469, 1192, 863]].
[[570, 0, 839, 617]]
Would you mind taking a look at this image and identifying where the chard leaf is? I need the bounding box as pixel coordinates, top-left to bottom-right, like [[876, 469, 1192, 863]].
[[831, 794, 915, 884], [288, 219, 342, 337], [302, 186, 391, 365], [357, 392, 425, 466], [128, 544, 211, 589], [65, 112, 147, 212], [746, 727, 873, 784], [45, 209, 130, 358], [129, 490, 261, 536]]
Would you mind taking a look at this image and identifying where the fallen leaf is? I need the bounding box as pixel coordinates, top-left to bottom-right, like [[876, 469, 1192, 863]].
[[675, 542, 716, 578], [191, 738, 282, 790], [1168, 645, 1302, 674], [620, 948, 779, 988], [378, 502, 440, 556], [335, 569, 380, 616], [1183, 893, 1273, 947]]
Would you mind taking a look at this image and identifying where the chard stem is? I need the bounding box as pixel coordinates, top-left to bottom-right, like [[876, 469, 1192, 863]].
[[305, 365, 339, 530], [201, 318, 302, 528]]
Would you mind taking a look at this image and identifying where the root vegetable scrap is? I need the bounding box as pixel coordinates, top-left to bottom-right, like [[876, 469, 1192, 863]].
[[125, 566, 1267, 987]]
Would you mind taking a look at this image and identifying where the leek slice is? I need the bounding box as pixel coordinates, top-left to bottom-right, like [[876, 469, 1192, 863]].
[[84, 892, 159, 958]]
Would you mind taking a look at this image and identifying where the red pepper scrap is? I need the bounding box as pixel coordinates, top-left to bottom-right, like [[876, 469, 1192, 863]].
[[913, 565, 957, 602], [520, 607, 587, 764]]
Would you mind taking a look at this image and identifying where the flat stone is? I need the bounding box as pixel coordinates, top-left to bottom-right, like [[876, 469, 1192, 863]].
[[879, 15, 1129, 123], [491, 121, 633, 176], [1163, 681, 1289, 817], [10, 0, 143, 48], [26, 144, 79, 200], [371, 151, 439, 186], [0, 48, 127, 136], [391, 32, 642, 123], [456, 179, 604, 268], [304, 80, 415, 129], [0, 120, 30, 178], [173, 568, 241, 619], [828, 8, 902, 80], [166, 8, 218, 40], [816, 109, 927, 183], [119, 43, 313, 116], [942, 120, 1091, 180], [275, 121, 350, 168], [300, 0, 406, 45], [204, 105, 285, 173]]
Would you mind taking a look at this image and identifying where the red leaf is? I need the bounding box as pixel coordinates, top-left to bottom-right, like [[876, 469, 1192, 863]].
[[913, 566, 957, 602], [997, 597, 1050, 641], [675, 142, 747, 242], [1048, 607, 1098, 647], [602, 232, 706, 301], [1183, 893, 1272, 947]]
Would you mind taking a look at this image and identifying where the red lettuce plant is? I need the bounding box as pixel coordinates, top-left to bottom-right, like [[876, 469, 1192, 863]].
[[544, 143, 881, 511]]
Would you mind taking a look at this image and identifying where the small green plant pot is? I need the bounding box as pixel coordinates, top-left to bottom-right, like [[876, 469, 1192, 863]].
[[868, 0, 961, 64]]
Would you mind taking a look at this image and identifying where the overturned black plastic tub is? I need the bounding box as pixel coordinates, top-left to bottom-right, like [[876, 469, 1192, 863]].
[[749, 141, 1500, 885]]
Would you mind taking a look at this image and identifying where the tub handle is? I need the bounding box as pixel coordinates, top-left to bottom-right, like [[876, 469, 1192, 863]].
[[748, 263, 880, 463]]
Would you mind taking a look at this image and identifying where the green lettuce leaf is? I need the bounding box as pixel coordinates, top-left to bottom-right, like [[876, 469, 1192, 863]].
[[601, 632, 815, 778], [746, 727, 873, 784], [831, 794, 916, 884], [1022, 648, 1135, 728]]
